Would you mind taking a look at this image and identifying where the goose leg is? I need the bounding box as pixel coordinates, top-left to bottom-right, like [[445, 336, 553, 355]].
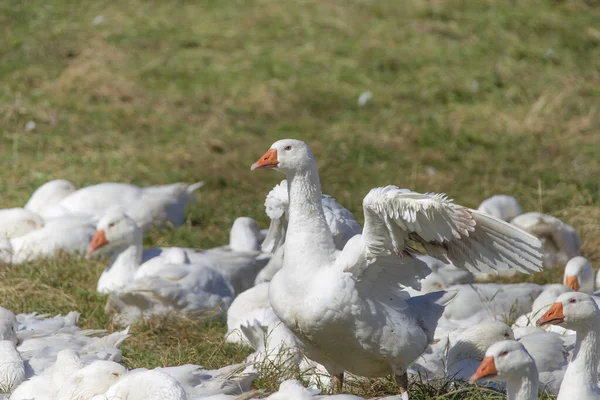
[[332, 373, 344, 393], [395, 373, 409, 400]]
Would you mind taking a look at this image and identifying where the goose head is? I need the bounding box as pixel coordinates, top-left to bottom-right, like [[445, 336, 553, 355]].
[[469, 340, 536, 383], [88, 208, 141, 255], [563, 256, 594, 293], [537, 292, 600, 330], [56, 360, 126, 400], [251, 139, 314, 174]]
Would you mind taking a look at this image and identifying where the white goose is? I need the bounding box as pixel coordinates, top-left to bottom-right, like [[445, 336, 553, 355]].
[[91, 210, 264, 294], [55, 360, 127, 400], [477, 195, 522, 222], [41, 181, 204, 230], [537, 292, 600, 400], [100, 370, 187, 400], [434, 283, 543, 338], [0, 215, 96, 265], [563, 256, 595, 293], [469, 340, 539, 400], [250, 139, 543, 397], [445, 322, 514, 381], [89, 209, 234, 324], [512, 257, 595, 334], [511, 212, 581, 268], [409, 321, 514, 381], [10, 349, 84, 400]]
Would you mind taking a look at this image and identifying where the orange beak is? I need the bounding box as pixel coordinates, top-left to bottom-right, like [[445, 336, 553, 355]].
[[564, 275, 580, 292], [88, 229, 109, 254], [251, 149, 278, 171], [537, 302, 565, 326], [469, 356, 498, 383]]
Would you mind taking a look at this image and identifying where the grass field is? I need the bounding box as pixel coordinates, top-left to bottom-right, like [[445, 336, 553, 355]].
[[1, 0, 599, 398]]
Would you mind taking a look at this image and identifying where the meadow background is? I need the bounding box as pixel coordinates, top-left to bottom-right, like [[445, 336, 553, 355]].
[[1, 0, 599, 398]]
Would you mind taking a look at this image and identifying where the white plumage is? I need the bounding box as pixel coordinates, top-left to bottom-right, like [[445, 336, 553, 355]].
[[262, 179, 362, 254], [40, 181, 204, 230], [250, 139, 544, 396], [0, 208, 45, 239], [511, 212, 581, 267], [477, 195, 522, 222], [257, 179, 362, 284], [0, 215, 96, 265], [362, 186, 542, 275]]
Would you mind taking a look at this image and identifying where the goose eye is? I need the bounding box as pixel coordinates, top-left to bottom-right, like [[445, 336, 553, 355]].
[[504, 333, 510, 338], [108, 222, 116, 228], [569, 298, 577, 304], [499, 351, 508, 357], [112, 372, 120, 377], [284, 145, 292, 151]]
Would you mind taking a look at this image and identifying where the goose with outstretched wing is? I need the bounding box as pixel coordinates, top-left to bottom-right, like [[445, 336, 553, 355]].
[[251, 139, 543, 398]]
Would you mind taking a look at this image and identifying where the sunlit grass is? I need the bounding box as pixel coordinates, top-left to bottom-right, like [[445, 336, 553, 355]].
[[1, 0, 598, 397]]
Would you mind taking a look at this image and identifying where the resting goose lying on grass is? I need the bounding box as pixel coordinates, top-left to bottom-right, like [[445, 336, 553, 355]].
[[89, 209, 236, 325]]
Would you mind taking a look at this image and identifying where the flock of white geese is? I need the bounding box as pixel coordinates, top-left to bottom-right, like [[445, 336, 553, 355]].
[[0, 138, 597, 400]]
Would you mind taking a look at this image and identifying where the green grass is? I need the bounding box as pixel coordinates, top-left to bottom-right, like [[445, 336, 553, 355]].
[[1, 0, 599, 398]]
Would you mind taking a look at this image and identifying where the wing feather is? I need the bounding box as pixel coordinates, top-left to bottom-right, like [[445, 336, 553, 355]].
[[361, 186, 543, 275]]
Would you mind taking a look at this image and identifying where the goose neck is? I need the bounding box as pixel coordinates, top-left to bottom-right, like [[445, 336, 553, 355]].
[[111, 235, 143, 266], [506, 366, 539, 400], [103, 237, 143, 289], [563, 321, 600, 391], [284, 165, 336, 266], [447, 340, 484, 367]]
